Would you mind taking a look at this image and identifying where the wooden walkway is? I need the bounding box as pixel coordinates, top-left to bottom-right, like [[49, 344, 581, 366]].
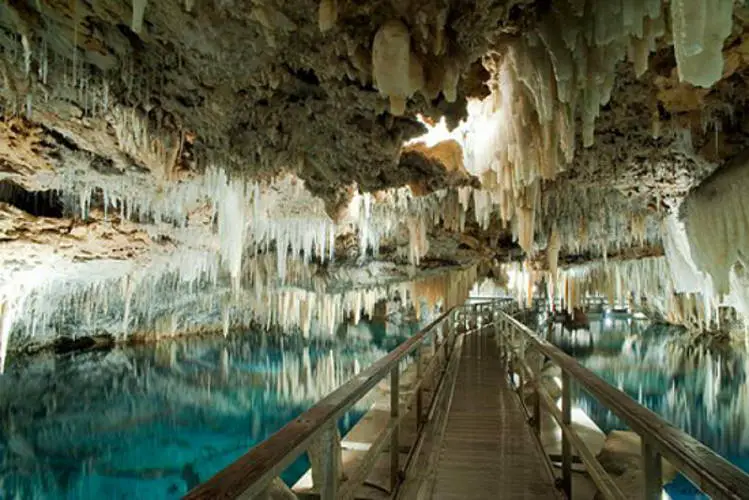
[[187, 304, 749, 500], [429, 330, 562, 499]]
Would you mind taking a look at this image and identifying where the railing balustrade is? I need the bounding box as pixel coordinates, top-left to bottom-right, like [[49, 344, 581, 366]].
[[498, 308, 749, 500], [184, 299, 749, 500], [184, 301, 502, 500]]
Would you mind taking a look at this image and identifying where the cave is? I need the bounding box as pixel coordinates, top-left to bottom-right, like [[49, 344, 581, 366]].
[[1, 1, 748, 498]]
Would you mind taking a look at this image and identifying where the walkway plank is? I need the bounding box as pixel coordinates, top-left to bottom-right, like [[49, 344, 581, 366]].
[[431, 331, 562, 500]]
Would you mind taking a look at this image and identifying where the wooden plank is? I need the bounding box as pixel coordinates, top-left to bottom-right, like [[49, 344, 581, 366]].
[[502, 312, 749, 500], [430, 330, 561, 500], [390, 367, 400, 492], [397, 335, 465, 499]]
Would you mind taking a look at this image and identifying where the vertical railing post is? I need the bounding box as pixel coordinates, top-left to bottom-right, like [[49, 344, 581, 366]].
[[390, 366, 400, 493], [561, 370, 572, 498], [502, 314, 508, 360], [431, 329, 438, 390], [309, 421, 342, 499], [494, 310, 501, 348], [532, 364, 541, 436], [517, 334, 525, 396], [642, 438, 662, 500], [416, 340, 423, 429], [443, 320, 450, 361]]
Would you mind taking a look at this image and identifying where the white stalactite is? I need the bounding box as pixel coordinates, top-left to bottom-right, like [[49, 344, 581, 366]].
[[132, 0, 148, 34], [372, 20, 413, 115]]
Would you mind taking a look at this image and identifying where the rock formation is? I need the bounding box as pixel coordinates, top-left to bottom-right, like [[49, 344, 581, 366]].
[[3, 0, 749, 367]]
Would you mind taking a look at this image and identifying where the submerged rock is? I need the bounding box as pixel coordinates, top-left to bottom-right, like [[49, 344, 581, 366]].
[[52, 335, 115, 355], [596, 430, 677, 498]]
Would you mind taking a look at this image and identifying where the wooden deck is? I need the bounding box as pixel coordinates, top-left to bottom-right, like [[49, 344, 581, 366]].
[[429, 330, 562, 499]]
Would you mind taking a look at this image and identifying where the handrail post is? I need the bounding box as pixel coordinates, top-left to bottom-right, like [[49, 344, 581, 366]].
[[532, 376, 541, 436], [494, 309, 502, 357], [416, 340, 423, 429], [642, 438, 662, 500], [507, 332, 514, 383], [310, 421, 342, 499], [431, 329, 438, 390], [443, 316, 451, 361], [517, 334, 525, 396], [532, 343, 542, 436], [561, 370, 572, 498], [517, 356, 524, 396], [497, 313, 507, 359], [390, 366, 400, 493]]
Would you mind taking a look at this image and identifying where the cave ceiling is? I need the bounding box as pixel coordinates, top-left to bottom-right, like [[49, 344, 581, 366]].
[[1, 0, 749, 283]]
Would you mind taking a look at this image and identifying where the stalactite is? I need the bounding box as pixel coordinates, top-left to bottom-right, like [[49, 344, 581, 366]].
[[671, 0, 733, 88], [405, 0, 738, 257], [0, 239, 478, 369], [407, 215, 429, 266], [547, 225, 561, 289], [677, 153, 749, 331], [318, 0, 337, 32], [132, 0, 148, 34], [372, 20, 413, 115], [548, 256, 721, 331]]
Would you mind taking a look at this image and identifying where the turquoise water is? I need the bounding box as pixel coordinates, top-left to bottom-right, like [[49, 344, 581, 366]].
[[546, 315, 749, 498], [0, 322, 418, 499]]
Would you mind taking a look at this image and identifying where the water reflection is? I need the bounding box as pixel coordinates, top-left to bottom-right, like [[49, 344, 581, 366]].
[[546, 314, 749, 498], [0, 326, 411, 499]]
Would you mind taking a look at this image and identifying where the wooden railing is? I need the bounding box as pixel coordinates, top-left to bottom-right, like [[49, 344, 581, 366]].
[[184, 299, 749, 500], [184, 301, 505, 500], [497, 309, 749, 500]]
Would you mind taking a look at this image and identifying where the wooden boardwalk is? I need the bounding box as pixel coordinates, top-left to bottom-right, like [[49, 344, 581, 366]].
[[429, 330, 562, 499], [188, 304, 749, 500]]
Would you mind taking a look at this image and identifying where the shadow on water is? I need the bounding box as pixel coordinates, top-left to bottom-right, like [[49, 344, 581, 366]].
[[545, 316, 749, 499], [0, 321, 421, 500]]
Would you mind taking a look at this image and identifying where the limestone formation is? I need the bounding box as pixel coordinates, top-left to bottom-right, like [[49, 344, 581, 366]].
[[3, 0, 749, 362]]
